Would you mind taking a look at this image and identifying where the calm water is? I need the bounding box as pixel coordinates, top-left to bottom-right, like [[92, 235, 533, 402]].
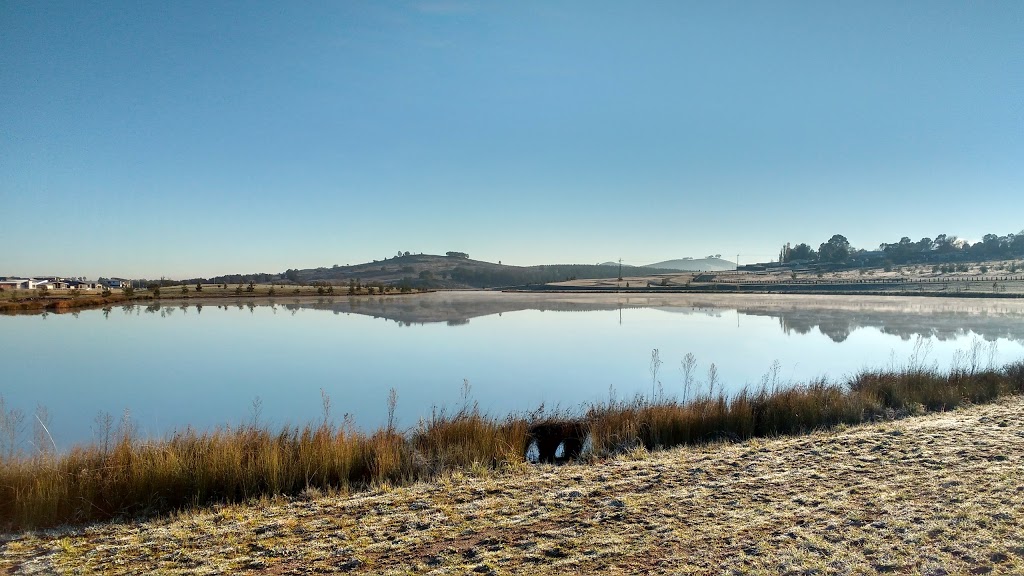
[[3, 292, 1024, 449]]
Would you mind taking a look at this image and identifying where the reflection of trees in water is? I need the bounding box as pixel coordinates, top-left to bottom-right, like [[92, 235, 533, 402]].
[[778, 315, 856, 343], [235, 294, 1024, 344], [762, 306, 1024, 343]]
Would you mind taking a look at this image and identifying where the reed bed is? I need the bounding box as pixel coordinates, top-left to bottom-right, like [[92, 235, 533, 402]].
[[0, 294, 129, 314], [2, 360, 1023, 531]]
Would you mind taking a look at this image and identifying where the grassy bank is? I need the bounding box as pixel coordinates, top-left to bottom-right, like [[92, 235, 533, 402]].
[[0, 294, 131, 313], [2, 361, 1023, 531], [5, 396, 1024, 574], [0, 284, 428, 315]]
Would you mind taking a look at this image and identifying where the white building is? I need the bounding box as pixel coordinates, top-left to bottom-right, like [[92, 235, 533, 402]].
[[0, 278, 32, 290]]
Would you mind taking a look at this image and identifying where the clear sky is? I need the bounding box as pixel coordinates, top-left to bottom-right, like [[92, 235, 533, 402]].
[[2, 1, 1021, 279]]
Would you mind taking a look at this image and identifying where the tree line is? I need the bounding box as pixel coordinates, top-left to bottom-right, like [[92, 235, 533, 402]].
[[779, 230, 1024, 266]]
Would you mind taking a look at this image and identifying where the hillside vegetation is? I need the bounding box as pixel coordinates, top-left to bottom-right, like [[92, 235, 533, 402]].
[[194, 254, 678, 290]]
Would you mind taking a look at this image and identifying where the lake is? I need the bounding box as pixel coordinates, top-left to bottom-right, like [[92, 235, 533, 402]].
[[3, 292, 1024, 450]]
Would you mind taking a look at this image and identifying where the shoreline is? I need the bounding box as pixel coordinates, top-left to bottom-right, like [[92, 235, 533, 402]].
[[509, 286, 1024, 298], [2, 359, 1022, 531], [0, 289, 431, 315], [3, 282, 1023, 316], [3, 396, 1023, 573]]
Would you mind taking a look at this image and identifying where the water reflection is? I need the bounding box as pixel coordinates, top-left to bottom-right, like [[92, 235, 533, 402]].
[[21, 293, 1024, 343], [5, 293, 1024, 448], [282, 292, 1024, 344]]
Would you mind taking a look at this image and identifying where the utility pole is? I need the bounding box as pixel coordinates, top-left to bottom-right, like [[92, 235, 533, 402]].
[[736, 254, 740, 272], [618, 258, 623, 281]]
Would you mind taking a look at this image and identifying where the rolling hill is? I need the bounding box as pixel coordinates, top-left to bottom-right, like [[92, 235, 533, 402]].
[[194, 254, 679, 290], [645, 257, 737, 271]]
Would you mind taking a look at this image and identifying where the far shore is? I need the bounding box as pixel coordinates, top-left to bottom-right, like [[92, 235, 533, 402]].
[[0, 285, 430, 314], [4, 271, 1024, 316]]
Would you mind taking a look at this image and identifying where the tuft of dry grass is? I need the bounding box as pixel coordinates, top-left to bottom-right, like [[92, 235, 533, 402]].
[[1, 360, 1023, 531]]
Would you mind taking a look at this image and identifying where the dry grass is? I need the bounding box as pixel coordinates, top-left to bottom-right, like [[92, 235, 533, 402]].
[[0, 294, 129, 313], [0, 404, 529, 531], [2, 360, 1023, 534], [3, 395, 1023, 574], [0, 284, 424, 315]]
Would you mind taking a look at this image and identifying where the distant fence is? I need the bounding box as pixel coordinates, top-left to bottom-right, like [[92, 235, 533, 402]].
[[710, 276, 1024, 286]]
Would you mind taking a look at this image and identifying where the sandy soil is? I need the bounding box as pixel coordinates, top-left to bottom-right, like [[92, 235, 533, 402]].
[[3, 396, 1023, 575]]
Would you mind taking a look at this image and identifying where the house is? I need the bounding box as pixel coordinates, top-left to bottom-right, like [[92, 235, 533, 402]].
[[35, 280, 71, 290], [0, 278, 32, 290], [69, 280, 101, 290], [106, 278, 130, 288]]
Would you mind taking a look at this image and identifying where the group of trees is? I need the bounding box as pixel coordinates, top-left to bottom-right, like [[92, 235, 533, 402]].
[[779, 231, 1024, 266], [779, 234, 851, 264], [878, 233, 1024, 264]]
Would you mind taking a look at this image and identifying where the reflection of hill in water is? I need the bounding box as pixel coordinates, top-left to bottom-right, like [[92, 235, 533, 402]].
[[288, 293, 649, 326], [280, 293, 1024, 343]]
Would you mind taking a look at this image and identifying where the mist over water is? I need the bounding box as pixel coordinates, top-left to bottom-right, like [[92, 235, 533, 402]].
[[3, 293, 1023, 449]]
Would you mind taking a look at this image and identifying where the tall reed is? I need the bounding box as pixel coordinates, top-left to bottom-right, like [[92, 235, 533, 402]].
[[1, 360, 1022, 531]]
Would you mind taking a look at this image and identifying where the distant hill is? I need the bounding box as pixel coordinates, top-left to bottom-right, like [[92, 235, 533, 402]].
[[646, 257, 736, 271], [191, 254, 679, 290]]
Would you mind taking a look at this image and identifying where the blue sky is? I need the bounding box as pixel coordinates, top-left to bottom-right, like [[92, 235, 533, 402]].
[[2, 1, 1021, 279]]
